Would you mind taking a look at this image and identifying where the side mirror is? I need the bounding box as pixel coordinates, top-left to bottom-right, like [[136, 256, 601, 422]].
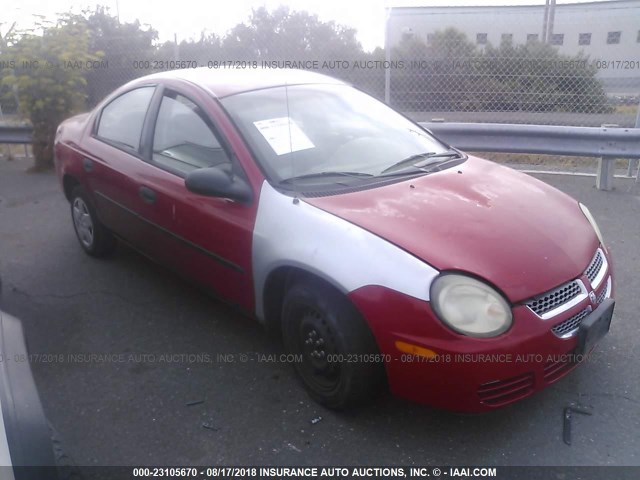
[[185, 167, 252, 203]]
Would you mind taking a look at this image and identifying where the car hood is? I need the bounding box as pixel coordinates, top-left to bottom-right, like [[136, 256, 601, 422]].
[[304, 156, 598, 303]]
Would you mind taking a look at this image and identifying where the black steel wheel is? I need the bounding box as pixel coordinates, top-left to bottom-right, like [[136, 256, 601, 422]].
[[282, 277, 385, 409]]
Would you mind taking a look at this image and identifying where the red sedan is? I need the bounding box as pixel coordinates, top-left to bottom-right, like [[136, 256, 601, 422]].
[[54, 68, 614, 411]]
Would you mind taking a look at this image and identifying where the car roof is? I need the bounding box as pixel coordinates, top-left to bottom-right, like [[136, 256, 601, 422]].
[[142, 67, 346, 98]]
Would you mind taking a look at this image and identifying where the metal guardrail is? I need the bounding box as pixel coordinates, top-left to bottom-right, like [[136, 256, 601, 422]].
[[421, 122, 640, 190], [420, 122, 640, 158], [0, 125, 33, 144], [2, 123, 638, 190]]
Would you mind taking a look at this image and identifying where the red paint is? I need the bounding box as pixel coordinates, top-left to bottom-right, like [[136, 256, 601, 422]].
[[349, 281, 610, 412], [55, 75, 263, 312], [308, 156, 599, 302], [146, 68, 343, 99]]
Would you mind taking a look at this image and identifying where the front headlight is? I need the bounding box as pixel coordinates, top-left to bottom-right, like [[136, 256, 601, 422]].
[[579, 203, 606, 250], [430, 274, 512, 338]]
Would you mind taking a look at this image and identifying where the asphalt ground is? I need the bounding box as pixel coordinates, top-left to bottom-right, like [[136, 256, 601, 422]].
[[0, 157, 639, 474]]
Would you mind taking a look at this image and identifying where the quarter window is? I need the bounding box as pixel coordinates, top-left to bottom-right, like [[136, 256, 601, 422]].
[[477, 33, 488, 45], [96, 87, 154, 150], [152, 92, 230, 175], [579, 33, 591, 45]]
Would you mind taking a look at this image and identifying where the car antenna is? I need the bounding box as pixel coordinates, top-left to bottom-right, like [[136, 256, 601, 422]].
[[285, 80, 295, 178]]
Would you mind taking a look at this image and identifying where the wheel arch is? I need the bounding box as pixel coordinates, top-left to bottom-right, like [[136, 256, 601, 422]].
[[261, 264, 352, 334], [62, 174, 81, 202]]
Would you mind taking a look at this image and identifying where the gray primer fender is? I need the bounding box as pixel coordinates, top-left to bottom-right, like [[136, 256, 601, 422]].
[[252, 181, 439, 321]]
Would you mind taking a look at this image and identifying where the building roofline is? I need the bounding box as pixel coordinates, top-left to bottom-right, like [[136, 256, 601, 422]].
[[389, 0, 637, 11]]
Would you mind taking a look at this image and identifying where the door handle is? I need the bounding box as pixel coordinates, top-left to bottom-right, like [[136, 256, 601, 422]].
[[82, 158, 93, 172], [139, 186, 156, 204]]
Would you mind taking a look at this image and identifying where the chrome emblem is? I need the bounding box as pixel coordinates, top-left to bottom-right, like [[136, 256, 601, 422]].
[[589, 291, 597, 303]]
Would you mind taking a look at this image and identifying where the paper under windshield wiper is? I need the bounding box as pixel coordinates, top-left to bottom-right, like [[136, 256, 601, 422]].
[[380, 149, 461, 174], [280, 171, 374, 184]]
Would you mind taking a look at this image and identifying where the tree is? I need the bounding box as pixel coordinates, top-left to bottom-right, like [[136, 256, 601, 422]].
[[156, 31, 223, 65], [0, 22, 19, 114], [389, 27, 611, 114], [2, 16, 98, 170], [391, 28, 480, 110], [482, 39, 611, 113], [81, 7, 158, 106], [221, 6, 363, 61]]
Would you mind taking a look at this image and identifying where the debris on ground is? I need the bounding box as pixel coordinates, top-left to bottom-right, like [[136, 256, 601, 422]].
[[311, 416, 323, 425], [286, 443, 302, 453], [186, 400, 204, 407], [202, 422, 219, 431], [563, 403, 593, 446]]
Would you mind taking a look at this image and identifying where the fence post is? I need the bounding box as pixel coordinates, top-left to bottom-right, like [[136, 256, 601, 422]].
[[384, 8, 391, 104], [630, 99, 640, 181], [596, 123, 618, 191]]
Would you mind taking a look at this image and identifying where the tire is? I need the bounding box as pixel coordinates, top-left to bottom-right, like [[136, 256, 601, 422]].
[[70, 186, 116, 257], [282, 278, 385, 409]]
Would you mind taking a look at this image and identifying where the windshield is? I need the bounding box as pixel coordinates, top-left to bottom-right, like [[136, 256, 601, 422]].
[[220, 84, 459, 187]]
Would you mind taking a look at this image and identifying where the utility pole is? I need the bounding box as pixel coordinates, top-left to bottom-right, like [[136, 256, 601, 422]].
[[547, 0, 556, 43], [542, 0, 549, 42]]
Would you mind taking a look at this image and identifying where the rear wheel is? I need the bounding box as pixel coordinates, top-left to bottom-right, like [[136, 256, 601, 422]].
[[282, 278, 385, 409], [70, 186, 116, 257]]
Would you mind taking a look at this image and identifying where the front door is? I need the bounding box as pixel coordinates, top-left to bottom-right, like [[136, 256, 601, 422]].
[[135, 86, 258, 311]]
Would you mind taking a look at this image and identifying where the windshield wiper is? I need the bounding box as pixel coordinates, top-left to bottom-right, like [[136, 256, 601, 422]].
[[280, 171, 373, 184], [380, 149, 461, 174]]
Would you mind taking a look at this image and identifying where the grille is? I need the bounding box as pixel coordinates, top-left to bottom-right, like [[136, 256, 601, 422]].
[[597, 277, 611, 304], [585, 249, 604, 285], [478, 372, 534, 406], [526, 280, 582, 317], [551, 307, 592, 338]]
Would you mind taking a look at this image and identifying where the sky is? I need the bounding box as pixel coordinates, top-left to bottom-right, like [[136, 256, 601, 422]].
[[1, 0, 623, 51]]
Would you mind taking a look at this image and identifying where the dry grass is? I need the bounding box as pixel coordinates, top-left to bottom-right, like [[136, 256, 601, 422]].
[[0, 143, 32, 160], [614, 104, 640, 115], [472, 152, 631, 169]]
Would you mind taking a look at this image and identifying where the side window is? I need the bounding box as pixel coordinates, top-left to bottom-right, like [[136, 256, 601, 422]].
[[96, 87, 154, 150], [152, 92, 230, 175]]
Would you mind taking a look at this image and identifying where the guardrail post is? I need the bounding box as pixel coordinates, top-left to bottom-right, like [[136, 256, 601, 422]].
[[596, 124, 618, 191], [634, 100, 640, 183]]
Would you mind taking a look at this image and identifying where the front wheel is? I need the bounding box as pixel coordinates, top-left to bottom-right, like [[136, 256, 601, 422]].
[[282, 278, 385, 409], [70, 186, 116, 257]]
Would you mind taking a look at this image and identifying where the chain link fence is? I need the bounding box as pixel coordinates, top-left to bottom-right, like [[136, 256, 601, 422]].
[[1, 3, 639, 128], [383, 2, 640, 127]]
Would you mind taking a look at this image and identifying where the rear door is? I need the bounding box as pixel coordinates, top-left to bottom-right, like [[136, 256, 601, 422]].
[[82, 85, 157, 246]]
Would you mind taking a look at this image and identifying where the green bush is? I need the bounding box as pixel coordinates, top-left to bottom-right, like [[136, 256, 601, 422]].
[[390, 28, 611, 114], [2, 16, 98, 169]]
